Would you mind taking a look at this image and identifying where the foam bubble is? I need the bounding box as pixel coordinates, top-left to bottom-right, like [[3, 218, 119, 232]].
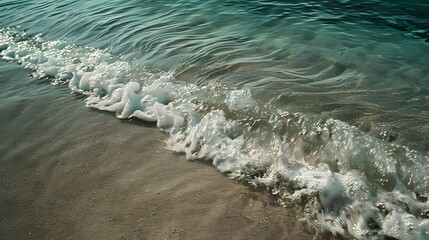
[[226, 89, 258, 112]]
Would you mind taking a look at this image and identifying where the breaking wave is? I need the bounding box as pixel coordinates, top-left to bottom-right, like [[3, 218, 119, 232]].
[[1, 28, 429, 240]]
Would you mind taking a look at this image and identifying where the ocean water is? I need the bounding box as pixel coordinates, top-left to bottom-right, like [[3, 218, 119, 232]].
[[0, 0, 428, 239]]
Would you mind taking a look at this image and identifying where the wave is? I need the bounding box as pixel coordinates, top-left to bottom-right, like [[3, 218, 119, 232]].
[[1, 27, 429, 239]]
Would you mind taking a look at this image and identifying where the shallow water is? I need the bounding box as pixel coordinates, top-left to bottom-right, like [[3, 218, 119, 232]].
[[1, 0, 429, 239]]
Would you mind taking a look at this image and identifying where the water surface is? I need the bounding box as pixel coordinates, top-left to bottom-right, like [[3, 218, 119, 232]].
[[1, 0, 429, 239]]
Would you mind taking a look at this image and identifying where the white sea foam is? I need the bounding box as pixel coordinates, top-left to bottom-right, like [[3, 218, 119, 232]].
[[226, 89, 258, 112], [1, 28, 429, 240]]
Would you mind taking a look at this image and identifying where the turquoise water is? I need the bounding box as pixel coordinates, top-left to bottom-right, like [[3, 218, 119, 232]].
[[1, 0, 429, 239]]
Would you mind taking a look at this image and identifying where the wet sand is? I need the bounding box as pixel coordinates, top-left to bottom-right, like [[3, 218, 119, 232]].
[[0, 63, 330, 239]]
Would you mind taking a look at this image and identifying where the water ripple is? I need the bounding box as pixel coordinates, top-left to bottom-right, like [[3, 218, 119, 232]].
[[0, 0, 428, 148]]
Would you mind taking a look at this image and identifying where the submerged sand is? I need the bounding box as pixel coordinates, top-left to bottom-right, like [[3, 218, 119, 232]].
[[0, 63, 332, 239]]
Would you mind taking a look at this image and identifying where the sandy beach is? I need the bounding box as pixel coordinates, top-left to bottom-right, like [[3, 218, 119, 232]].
[[1, 0, 428, 238], [0, 63, 333, 240]]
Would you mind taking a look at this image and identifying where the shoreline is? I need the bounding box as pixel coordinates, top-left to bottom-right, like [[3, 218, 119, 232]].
[[0, 63, 332, 239]]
